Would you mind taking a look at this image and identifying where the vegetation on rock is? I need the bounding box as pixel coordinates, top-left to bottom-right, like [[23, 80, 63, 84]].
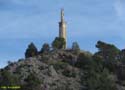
[[52, 37, 66, 49], [25, 42, 38, 58], [72, 42, 80, 54], [40, 43, 50, 53], [0, 40, 125, 90]]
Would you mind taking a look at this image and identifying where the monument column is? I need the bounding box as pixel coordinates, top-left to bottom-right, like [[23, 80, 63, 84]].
[[59, 9, 67, 48]]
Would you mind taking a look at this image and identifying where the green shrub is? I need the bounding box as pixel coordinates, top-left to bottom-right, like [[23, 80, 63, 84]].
[[22, 73, 41, 90], [95, 41, 120, 72], [86, 68, 117, 90], [72, 42, 80, 54], [0, 70, 20, 86], [62, 68, 76, 77], [40, 43, 50, 53], [52, 61, 68, 70], [75, 52, 92, 69], [52, 37, 66, 49], [25, 42, 38, 58]]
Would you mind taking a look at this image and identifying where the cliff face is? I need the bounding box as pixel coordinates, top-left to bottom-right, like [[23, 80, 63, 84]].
[[0, 50, 125, 90]]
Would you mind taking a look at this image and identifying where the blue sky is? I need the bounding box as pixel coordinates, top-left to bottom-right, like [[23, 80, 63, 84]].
[[0, 0, 125, 68]]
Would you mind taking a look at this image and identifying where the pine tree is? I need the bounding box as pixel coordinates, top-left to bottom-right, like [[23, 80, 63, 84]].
[[25, 42, 38, 58]]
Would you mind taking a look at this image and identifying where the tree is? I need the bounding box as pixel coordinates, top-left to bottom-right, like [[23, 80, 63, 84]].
[[79, 53, 117, 90], [25, 42, 38, 58], [40, 43, 50, 53], [95, 41, 120, 60], [72, 42, 80, 54], [75, 52, 92, 69], [52, 37, 66, 49], [119, 49, 125, 64], [86, 68, 117, 90], [95, 41, 120, 72], [92, 54, 104, 72]]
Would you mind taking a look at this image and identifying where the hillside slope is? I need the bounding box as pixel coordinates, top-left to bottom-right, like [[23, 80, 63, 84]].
[[0, 50, 125, 90]]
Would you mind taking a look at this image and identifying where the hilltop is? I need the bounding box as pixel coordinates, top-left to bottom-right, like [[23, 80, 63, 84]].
[[0, 41, 125, 90], [0, 49, 88, 90]]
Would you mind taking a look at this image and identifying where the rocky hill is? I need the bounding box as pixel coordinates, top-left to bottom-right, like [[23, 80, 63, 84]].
[[0, 50, 85, 90], [0, 41, 125, 90]]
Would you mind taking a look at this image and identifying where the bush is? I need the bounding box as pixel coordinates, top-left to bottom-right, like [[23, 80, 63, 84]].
[[75, 52, 92, 69], [95, 41, 120, 72], [40, 43, 50, 53], [22, 73, 41, 90], [52, 37, 66, 49], [51, 61, 69, 70], [0, 70, 20, 86], [25, 42, 38, 58], [62, 66, 76, 77], [72, 42, 80, 54], [92, 54, 105, 73], [86, 68, 117, 90]]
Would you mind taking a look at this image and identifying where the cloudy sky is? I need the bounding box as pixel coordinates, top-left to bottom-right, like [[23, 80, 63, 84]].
[[0, 0, 125, 68]]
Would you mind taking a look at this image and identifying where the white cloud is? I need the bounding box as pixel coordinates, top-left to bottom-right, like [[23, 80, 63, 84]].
[[114, 0, 125, 20]]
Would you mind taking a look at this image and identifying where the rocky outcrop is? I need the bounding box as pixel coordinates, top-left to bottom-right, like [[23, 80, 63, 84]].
[[0, 50, 125, 90], [0, 50, 85, 90]]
